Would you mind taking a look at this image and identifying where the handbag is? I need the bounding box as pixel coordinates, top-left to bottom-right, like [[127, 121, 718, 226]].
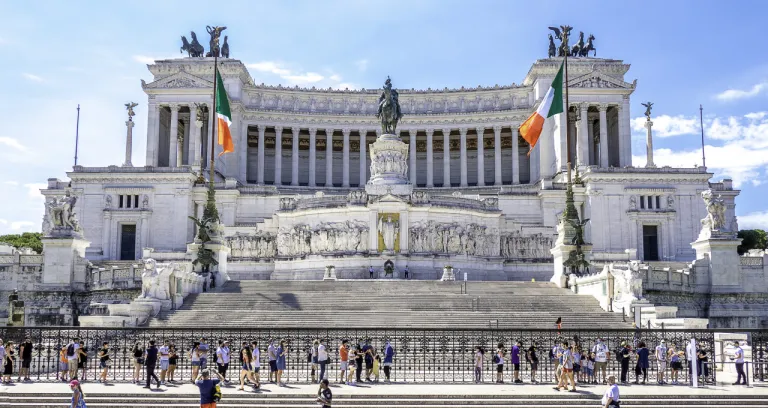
[[136, 357, 145, 365]]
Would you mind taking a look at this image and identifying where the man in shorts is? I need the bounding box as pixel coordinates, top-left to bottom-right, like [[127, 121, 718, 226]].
[[159, 340, 170, 385], [592, 338, 610, 384], [267, 339, 277, 383], [339, 340, 349, 384], [66, 338, 80, 380], [655, 340, 668, 384], [19, 337, 33, 382], [512, 341, 522, 383], [250, 341, 261, 388]]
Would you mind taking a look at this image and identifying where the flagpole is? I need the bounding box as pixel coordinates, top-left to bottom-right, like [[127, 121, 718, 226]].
[[74, 104, 81, 167], [699, 104, 706, 168], [564, 46, 571, 185], [210, 55, 218, 184]]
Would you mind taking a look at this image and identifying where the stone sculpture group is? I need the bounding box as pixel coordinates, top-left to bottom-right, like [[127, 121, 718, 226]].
[[378, 216, 399, 252], [500, 231, 555, 260], [700, 189, 729, 238], [226, 231, 278, 259], [547, 26, 596, 58], [180, 25, 229, 58], [277, 221, 370, 257], [409, 221, 500, 257], [43, 191, 81, 236]]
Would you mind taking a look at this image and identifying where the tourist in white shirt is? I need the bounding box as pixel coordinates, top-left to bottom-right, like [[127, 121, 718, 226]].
[[601, 375, 620, 408], [250, 341, 261, 388], [267, 339, 277, 383], [655, 340, 668, 384], [158, 340, 170, 384], [592, 339, 610, 384], [318, 339, 329, 382], [732, 341, 746, 385], [217, 340, 231, 383]]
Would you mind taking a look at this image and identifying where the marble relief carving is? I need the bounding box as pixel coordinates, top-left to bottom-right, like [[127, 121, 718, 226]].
[[409, 221, 500, 257], [277, 221, 370, 257], [500, 232, 554, 260], [226, 232, 278, 259]]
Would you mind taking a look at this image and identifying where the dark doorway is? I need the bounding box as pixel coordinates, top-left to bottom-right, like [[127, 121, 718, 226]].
[[120, 224, 137, 260], [642, 225, 659, 261]]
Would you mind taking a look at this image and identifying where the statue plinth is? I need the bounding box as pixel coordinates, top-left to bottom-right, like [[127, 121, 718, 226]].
[[365, 133, 412, 196]]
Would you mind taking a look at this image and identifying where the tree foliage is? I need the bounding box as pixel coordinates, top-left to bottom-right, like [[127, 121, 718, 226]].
[[0, 232, 43, 254], [737, 229, 768, 255]]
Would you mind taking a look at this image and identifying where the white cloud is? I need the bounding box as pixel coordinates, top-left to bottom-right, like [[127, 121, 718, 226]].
[[739, 211, 768, 230], [23, 183, 47, 200], [715, 81, 768, 102], [355, 59, 369, 72], [745, 112, 767, 120], [131, 55, 178, 64], [0, 219, 7, 225], [0, 137, 27, 151], [246, 60, 359, 89], [3, 181, 18, 186], [631, 115, 698, 138], [10, 221, 35, 231], [246, 61, 291, 76], [282, 72, 324, 84], [329, 74, 342, 82], [22, 73, 43, 82]]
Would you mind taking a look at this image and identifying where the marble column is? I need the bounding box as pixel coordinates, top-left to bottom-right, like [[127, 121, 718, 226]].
[[274, 126, 283, 186], [620, 95, 631, 167], [291, 127, 300, 186], [206, 101, 214, 170], [645, 119, 656, 168], [342, 128, 351, 187], [577, 102, 589, 166], [359, 130, 367, 185], [426, 129, 434, 188], [476, 127, 485, 186], [309, 127, 317, 187], [192, 115, 203, 169], [123, 119, 134, 167], [598, 104, 609, 168], [459, 128, 468, 187], [409, 129, 417, 185], [145, 101, 159, 166], [257, 125, 266, 183], [443, 128, 451, 187], [325, 128, 334, 187], [493, 125, 502, 186], [239, 121, 248, 181], [587, 118, 596, 166], [178, 115, 188, 167], [101, 213, 111, 259], [168, 104, 179, 168], [511, 126, 520, 184]]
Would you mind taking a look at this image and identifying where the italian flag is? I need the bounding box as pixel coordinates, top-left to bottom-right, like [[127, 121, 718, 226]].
[[519, 60, 564, 154], [215, 68, 234, 156]]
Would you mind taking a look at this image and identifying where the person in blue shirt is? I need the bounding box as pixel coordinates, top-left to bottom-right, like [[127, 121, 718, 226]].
[[276, 340, 287, 387], [362, 339, 374, 382], [143, 340, 160, 389], [635, 342, 649, 384], [195, 369, 224, 408], [383, 341, 395, 382]]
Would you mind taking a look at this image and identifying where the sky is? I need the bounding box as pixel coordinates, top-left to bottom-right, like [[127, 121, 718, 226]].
[[1, 0, 768, 235]]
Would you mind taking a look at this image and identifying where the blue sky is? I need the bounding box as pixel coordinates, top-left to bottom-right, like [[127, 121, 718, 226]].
[[1, 0, 768, 235]]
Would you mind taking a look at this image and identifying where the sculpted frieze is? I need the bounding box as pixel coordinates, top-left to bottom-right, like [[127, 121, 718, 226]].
[[226, 231, 277, 259], [409, 221, 500, 257], [500, 231, 554, 260], [278, 220, 370, 257]]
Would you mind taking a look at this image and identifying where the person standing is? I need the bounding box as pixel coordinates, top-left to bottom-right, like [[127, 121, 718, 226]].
[[199, 338, 210, 371], [655, 340, 668, 384], [318, 339, 329, 382], [495, 343, 505, 384], [216, 341, 231, 383], [369, 266, 375, 279], [601, 375, 620, 408], [66, 338, 80, 381], [697, 346, 709, 383], [338, 340, 349, 384], [733, 341, 747, 385], [592, 338, 610, 384], [669, 345, 682, 385], [618, 342, 631, 384], [237, 342, 253, 391], [362, 339, 374, 382], [512, 341, 522, 384], [267, 339, 277, 383], [168, 345, 178, 383], [190, 342, 202, 384], [354, 343, 364, 383], [77, 345, 88, 382], [383, 340, 394, 383], [685, 340, 696, 384], [158, 340, 170, 385], [250, 341, 261, 388], [98, 342, 110, 384], [316, 379, 332, 408], [526, 344, 539, 384], [310, 340, 319, 383], [404, 265, 409, 279], [635, 341, 649, 384], [2, 341, 14, 384], [132, 342, 143, 384], [19, 337, 33, 382], [196, 370, 224, 408], [69, 379, 87, 408], [474, 346, 484, 384], [144, 340, 160, 389], [276, 340, 287, 387], [552, 342, 564, 384]]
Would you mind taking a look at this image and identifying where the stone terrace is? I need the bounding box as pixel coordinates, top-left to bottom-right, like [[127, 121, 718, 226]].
[[148, 280, 630, 329]]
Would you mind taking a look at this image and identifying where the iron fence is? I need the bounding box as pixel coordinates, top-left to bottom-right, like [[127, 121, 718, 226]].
[[0, 327, 765, 384]]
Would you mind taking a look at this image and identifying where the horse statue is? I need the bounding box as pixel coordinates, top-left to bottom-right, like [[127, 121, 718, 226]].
[[376, 76, 403, 135], [547, 34, 556, 58], [221, 36, 230, 58], [206, 25, 227, 57], [180, 31, 205, 57], [570, 31, 585, 57], [580, 34, 596, 57]]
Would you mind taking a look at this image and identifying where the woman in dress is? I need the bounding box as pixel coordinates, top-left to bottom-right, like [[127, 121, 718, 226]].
[[69, 379, 87, 408], [635, 341, 649, 384], [190, 341, 201, 384], [131, 342, 143, 384], [2, 341, 14, 384], [276, 340, 287, 386]]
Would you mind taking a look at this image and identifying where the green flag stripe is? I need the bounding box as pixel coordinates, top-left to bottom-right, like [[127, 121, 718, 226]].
[[546, 61, 564, 118], [215, 69, 231, 120]]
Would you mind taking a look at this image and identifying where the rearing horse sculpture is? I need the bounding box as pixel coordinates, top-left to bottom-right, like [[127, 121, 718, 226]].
[[377, 76, 403, 135]]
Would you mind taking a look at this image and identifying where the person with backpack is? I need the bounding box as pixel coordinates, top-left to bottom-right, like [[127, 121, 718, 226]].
[[526, 344, 539, 384], [66, 338, 80, 380], [143, 340, 160, 389], [618, 342, 632, 384], [494, 343, 505, 383], [196, 369, 225, 408], [474, 346, 484, 384]]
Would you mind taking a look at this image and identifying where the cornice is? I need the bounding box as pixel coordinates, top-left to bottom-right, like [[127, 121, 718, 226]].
[[523, 57, 631, 86]]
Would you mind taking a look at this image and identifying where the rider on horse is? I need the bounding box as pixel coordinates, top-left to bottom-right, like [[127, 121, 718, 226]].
[[377, 76, 403, 135]]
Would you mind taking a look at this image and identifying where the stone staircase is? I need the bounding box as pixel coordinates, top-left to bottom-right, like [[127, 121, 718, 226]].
[[9, 392, 768, 408], [148, 280, 630, 329]]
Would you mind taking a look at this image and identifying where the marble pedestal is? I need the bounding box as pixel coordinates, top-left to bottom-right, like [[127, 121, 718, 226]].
[[41, 235, 90, 286], [366, 133, 412, 196], [692, 233, 742, 293], [441, 266, 456, 281]]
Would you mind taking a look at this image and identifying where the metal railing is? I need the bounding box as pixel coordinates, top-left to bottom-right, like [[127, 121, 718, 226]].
[[1, 327, 764, 384]]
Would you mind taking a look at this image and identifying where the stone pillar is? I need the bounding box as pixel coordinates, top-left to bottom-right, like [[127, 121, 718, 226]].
[[459, 127, 468, 187], [257, 125, 266, 183], [123, 119, 134, 167], [176, 118, 186, 168], [274, 126, 283, 186], [476, 127, 485, 186], [359, 130, 367, 185], [291, 127, 300, 186], [168, 104, 180, 168], [309, 127, 317, 187], [598, 104, 609, 168], [442, 128, 451, 187], [182, 116, 191, 166], [409, 129, 417, 185], [41, 236, 90, 286], [206, 101, 214, 170], [192, 116, 203, 170], [645, 119, 656, 168], [511, 126, 520, 184], [577, 102, 589, 166], [620, 95, 631, 167], [426, 129, 434, 187], [140, 212, 149, 254], [325, 128, 334, 187], [587, 118, 596, 166], [493, 125, 502, 186], [145, 101, 160, 166], [101, 213, 111, 259], [239, 121, 248, 181], [342, 128, 351, 187]]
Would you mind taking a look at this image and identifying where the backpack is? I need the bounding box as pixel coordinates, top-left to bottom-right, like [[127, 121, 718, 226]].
[[493, 354, 500, 364], [66, 344, 75, 357], [213, 382, 222, 402], [615, 348, 624, 362]]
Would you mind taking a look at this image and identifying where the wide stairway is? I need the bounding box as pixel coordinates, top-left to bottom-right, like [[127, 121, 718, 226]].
[[149, 280, 629, 329]]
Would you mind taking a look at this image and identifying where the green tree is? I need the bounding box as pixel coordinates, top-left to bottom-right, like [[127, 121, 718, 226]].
[[0, 232, 43, 253], [737, 229, 768, 255]]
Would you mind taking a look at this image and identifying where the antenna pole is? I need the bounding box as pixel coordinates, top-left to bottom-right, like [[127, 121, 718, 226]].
[[210, 55, 218, 184], [74, 104, 81, 167], [699, 104, 706, 168]]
